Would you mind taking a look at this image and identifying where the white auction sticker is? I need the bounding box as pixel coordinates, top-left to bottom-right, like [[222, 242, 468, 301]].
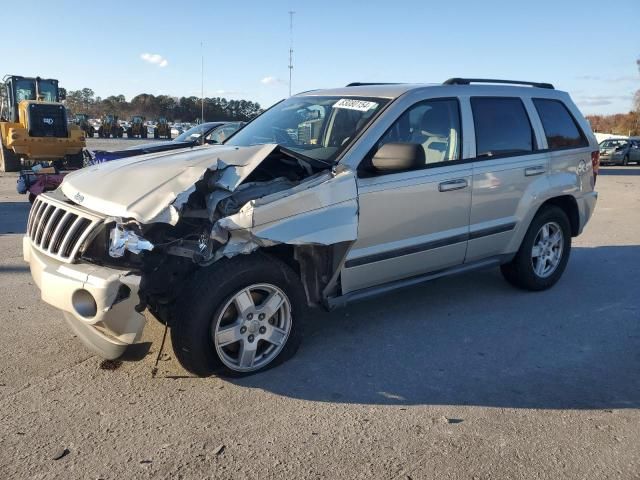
[[333, 99, 378, 112]]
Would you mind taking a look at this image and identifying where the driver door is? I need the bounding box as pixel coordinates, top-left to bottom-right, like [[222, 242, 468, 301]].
[[341, 98, 472, 293]]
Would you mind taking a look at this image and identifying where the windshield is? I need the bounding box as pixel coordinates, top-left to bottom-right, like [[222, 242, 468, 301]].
[[226, 96, 389, 163], [14, 79, 37, 102], [175, 124, 210, 142], [600, 139, 628, 149], [38, 80, 58, 102]]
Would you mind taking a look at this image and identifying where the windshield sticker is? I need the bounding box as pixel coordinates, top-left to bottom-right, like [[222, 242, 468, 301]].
[[333, 99, 379, 112]]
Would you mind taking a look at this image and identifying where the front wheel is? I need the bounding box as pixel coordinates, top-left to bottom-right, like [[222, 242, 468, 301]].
[[501, 206, 571, 291], [170, 253, 305, 377]]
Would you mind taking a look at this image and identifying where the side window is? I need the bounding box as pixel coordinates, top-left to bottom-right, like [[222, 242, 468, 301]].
[[376, 98, 461, 167], [471, 97, 534, 157], [207, 124, 239, 144], [533, 98, 588, 149]]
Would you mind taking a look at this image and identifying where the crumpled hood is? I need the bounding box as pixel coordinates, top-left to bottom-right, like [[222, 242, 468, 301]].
[[61, 144, 278, 224]]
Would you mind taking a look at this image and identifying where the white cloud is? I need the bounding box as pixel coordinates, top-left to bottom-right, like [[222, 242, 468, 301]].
[[140, 53, 168, 68], [261, 76, 286, 86]]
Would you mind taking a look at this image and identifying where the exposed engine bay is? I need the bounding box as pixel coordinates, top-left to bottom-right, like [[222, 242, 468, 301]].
[[75, 144, 358, 320]]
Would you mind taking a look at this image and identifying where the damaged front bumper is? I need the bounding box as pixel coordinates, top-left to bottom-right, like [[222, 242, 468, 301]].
[[23, 237, 145, 359]]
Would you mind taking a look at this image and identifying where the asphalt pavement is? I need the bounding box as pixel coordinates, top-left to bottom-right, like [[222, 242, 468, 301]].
[[0, 144, 638, 479]]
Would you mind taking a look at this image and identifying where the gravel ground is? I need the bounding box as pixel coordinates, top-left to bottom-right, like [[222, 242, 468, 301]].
[[0, 156, 638, 479]]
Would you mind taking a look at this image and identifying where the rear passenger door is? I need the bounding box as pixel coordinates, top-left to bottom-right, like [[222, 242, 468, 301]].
[[341, 98, 472, 293], [630, 140, 640, 163], [466, 97, 548, 262]]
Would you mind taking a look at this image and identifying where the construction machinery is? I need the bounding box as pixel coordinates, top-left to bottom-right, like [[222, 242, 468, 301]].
[[98, 114, 124, 138], [154, 117, 171, 139], [127, 115, 147, 138], [74, 113, 95, 138], [0, 75, 85, 172]]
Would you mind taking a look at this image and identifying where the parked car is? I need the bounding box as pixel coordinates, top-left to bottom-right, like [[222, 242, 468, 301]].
[[24, 79, 598, 377], [599, 138, 640, 165], [89, 121, 245, 162]]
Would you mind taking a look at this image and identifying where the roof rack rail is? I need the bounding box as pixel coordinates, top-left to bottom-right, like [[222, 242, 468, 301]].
[[345, 82, 400, 87], [443, 78, 554, 89]]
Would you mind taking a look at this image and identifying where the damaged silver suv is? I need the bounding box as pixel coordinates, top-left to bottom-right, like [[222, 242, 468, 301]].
[[24, 79, 599, 376]]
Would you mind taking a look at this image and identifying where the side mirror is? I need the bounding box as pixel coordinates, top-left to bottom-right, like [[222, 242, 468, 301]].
[[371, 143, 425, 172]]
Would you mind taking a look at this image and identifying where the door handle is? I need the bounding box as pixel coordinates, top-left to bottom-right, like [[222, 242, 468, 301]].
[[524, 165, 546, 176], [438, 179, 468, 192]]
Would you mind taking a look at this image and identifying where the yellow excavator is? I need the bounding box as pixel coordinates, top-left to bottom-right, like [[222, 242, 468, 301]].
[[154, 117, 171, 139], [98, 114, 124, 138], [74, 113, 95, 138], [127, 115, 148, 138], [0, 75, 85, 172]]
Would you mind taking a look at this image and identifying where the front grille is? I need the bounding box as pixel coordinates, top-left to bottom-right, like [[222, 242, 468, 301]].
[[27, 193, 103, 263], [27, 104, 69, 138]]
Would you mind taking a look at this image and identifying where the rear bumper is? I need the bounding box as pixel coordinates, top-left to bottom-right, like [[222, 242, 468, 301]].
[[576, 191, 598, 235], [23, 236, 145, 359]]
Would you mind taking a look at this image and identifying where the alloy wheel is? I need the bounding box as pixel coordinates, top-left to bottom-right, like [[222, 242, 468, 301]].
[[212, 283, 292, 372], [531, 221, 564, 278]]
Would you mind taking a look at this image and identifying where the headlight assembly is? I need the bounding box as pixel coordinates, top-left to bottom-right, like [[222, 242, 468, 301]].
[[109, 224, 154, 258]]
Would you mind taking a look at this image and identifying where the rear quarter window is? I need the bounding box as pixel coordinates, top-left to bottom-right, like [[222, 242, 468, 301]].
[[533, 98, 588, 149], [471, 97, 534, 158]]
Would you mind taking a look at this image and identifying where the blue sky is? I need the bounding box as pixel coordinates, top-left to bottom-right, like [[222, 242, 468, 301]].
[[7, 0, 639, 114]]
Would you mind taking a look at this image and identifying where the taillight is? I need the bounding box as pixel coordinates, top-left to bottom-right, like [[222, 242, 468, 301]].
[[591, 150, 600, 184]]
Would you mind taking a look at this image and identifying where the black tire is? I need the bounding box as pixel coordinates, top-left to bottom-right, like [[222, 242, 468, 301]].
[[500, 205, 571, 291], [170, 253, 305, 377]]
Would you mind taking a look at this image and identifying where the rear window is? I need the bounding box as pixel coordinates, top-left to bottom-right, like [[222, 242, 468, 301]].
[[471, 97, 534, 157], [533, 99, 588, 149]]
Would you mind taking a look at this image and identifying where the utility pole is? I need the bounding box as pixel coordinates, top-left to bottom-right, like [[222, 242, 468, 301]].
[[288, 11, 295, 97], [201, 41, 205, 125]]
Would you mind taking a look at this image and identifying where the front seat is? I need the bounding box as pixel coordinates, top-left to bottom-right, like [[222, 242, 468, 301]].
[[414, 104, 457, 164]]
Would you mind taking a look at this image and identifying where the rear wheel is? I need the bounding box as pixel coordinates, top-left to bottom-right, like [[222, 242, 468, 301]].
[[501, 206, 571, 291], [171, 253, 305, 377], [0, 144, 21, 172]]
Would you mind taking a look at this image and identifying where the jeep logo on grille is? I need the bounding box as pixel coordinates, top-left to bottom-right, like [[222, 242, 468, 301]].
[[42, 117, 54, 125], [74, 192, 84, 203]]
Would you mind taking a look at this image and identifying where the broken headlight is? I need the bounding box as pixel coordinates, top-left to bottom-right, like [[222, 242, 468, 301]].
[[109, 224, 154, 258]]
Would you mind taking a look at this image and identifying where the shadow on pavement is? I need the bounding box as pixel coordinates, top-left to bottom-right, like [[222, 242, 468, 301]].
[[0, 265, 29, 274], [599, 166, 640, 176], [233, 246, 640, 410], [0, 201, 30, 234]]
